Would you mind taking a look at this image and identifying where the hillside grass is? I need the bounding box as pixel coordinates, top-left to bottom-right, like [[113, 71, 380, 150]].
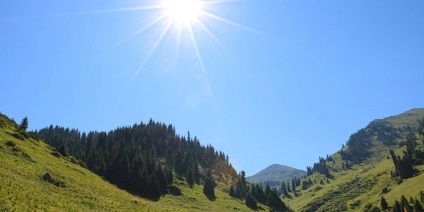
[[0, 114, 259, 211]]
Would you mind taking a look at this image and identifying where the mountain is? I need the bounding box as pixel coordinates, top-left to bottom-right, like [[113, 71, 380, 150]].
[[246, 164, 306, 184], [283, 108, 424, 211], [0, 113, 264, 211]]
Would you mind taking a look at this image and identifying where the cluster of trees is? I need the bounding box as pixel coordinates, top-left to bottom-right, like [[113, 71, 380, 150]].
[[339, 128, 373, 163], [37, 120, 236, 199], [388, 119, 424, 180], [379, 192, 424, 212], [229, 172, 288, 211], [279, 177, 301, 197], [390, 133, 424, 179], [306, 157, 332, 178]]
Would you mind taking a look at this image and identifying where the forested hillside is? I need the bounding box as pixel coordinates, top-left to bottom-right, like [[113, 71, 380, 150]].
[[37, 120, 237, 199]]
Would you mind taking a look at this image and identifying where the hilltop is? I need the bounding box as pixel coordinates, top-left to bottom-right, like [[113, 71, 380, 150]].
[[246, 164, 306, 184]]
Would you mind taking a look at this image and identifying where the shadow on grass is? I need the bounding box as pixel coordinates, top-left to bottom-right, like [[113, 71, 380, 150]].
[[205, 194, 216, 201]]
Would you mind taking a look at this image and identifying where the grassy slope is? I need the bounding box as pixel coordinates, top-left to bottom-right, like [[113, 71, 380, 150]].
[[0, 114, 258, 211], [286, 108, 424, 211]]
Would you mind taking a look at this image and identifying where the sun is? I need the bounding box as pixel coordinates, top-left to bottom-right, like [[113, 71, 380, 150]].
[[163, 0, 202, 24], [87, 0, 260, 98]]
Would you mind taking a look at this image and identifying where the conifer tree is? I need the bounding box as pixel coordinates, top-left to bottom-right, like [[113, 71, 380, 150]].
[[186, 167, 194, 187], [20, 117, 28, 131], [245, 192, 257, 210], [193, 163, 200, 185], [203, 177, 215, 198], [380, 196, 388, 211], [393, 199, 401, 212], [229, 185, 236, 197], [414, 198, 423, 212]]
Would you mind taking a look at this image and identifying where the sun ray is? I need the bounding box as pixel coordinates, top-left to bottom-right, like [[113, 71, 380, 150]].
[[200, 11, 266, 36], [202, 0, 242, 4], [194, 18, 235, 59], [113, 20, 174, 111], [103, 0, 266, 105], [174, 22, 183, 64], [75, 5, 165, 15], [131, 21, 174, 82], [114, 14, 168, 48], [187, 24, 214, 98]]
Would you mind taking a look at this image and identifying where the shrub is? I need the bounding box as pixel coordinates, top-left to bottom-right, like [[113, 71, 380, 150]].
[[381, 187, 388, 194], [6, 141, 16, 147], [42, 172, 66, 187], [11, 132, 25, 140], [28, 132, 41, 141]]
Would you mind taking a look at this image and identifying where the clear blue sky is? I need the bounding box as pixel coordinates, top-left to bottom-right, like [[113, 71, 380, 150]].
[[1, 0, 424, 176]]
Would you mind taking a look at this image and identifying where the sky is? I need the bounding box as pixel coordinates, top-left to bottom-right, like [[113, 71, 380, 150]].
[[1, 0, 424, 176]]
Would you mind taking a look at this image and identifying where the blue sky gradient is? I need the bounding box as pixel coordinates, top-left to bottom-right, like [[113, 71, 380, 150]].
[[1, 0, 424, 175]]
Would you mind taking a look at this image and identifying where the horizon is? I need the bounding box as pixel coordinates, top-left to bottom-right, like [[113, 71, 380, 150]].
[[2, 0, 424, 176]]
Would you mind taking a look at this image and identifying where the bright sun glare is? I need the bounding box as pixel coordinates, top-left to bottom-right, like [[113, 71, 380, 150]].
[[90, 0, 261, 98], [164, 0, 202, 24]]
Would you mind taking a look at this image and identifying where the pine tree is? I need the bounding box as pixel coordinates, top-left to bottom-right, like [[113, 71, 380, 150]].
[[265, 184, 271, 197], [245, 192, 258, 210], [254, 183, 266, 204], [59, 144, 68, 156], [414, 198, 424, 212], [20, 117, 28, 131], [203, 177, 215, 198], [193, 164, 200, 185], [393, 199, 401, 212], [401, 195, 411, 212], [380, 196, 388, 211], [186, 167, 194, 187], [229, 185, 235, 197]]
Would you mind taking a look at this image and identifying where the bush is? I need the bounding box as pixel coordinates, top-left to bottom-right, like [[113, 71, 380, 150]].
[[28, 132, 41, 141], [381, 187, 388, 194], [58, 145, 68, 156], [6, 141, 15, 147], [42, 172, 65, 187], [11, 132, 25, 140]]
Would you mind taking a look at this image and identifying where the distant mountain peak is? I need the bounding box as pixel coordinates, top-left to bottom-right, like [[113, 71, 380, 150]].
[[246, 164, 306, 183]]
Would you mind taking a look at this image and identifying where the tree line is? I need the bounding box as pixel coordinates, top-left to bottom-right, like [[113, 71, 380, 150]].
[[228, 171, 289, 211], [37, 119, 237, 200]]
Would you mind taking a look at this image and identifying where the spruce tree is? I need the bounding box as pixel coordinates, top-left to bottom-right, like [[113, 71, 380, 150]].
[[203, 177, 215, 198], [414, 198, 424, 212], [229, 185, 235, 197], [245, 192, 258, 210], [186, 167, 194, 187], [193, 164, 200, 185], [380, 196, 388, 211], [20, 117, 28, 131]]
